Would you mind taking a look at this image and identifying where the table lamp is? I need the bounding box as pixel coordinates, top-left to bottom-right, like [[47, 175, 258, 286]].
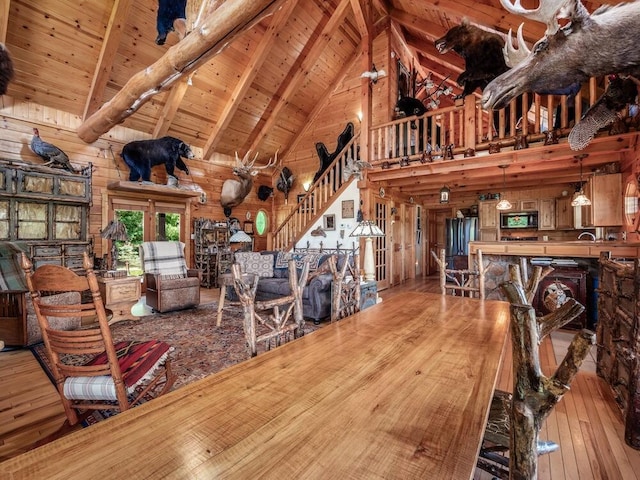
[[349, 219, 385, 282], [229, 230, 253, 252], [101, 219, 129, 270]]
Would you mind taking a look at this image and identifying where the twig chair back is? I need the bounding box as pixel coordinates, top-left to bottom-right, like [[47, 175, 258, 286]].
[[20, 252, 175, 426], [232, 258, 309, 357], [328, 253, 360, 322], [430, 248, 486, 299], [477, 261, 595, 480]]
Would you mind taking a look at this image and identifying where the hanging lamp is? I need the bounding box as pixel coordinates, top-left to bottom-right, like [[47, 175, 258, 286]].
[[496, 165, 513, 210], [439, 185, 450, 204], [571, 154, 592, 206]]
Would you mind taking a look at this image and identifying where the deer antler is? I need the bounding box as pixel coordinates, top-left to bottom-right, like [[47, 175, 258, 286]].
[[499, 0, 575, 36], [252, 150, 278, 170], [503, 23, 530, 67]]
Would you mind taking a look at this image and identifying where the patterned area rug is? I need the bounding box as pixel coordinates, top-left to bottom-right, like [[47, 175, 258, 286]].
[[30, 302, 319, 424]]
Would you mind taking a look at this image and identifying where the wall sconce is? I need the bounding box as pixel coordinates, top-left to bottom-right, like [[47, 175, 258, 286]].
[[357, 111, 363, 123], [303, 182, 311, 192], [439, 185, 450, 204]]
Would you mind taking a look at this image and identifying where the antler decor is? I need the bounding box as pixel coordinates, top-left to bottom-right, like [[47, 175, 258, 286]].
[[220, 151, 277, 215]]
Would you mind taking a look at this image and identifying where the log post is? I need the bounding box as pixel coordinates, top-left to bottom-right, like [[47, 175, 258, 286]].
[[501, 281, 595, 479]]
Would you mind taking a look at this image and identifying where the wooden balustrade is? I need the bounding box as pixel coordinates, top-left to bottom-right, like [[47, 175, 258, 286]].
[[369, 77, 601, 166], [272, 134, 359, 251]]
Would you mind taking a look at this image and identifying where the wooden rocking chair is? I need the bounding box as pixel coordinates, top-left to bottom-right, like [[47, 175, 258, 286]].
[[232, 258, 309, 357], [20, 252, 175, 427]]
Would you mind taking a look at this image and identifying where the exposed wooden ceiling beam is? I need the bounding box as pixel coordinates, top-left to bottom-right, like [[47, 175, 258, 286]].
[[78, 0, 284, 144], [245, 0, 351, 154], [83, 0, 133, 121], [202, 0, 298, 159], [153, 77, 190, 138], [0, 0, 10, 43]]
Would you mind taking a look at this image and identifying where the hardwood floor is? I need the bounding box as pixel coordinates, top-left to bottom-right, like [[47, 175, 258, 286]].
[[1, 276, 639, 479]]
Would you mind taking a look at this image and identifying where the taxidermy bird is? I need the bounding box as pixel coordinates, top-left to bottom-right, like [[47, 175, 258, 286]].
[[568, 75, 639, 150], [276, 166, 295, 201], [30, 128, 81, 173], [361, 65, 386, 84]]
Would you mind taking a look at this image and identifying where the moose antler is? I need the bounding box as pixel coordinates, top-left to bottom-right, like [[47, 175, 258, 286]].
[[499, 0, 575, 35], [503, 23, 530, 68]]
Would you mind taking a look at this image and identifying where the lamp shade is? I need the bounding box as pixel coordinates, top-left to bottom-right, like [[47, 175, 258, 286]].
[[229, 230, 253, 243], [349, 220, 384, 238], [100, 220, 129, 241], [496, 199, 513, 210]]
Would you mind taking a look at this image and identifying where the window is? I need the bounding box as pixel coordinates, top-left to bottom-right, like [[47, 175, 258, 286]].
[[255, 210, 268, 236]]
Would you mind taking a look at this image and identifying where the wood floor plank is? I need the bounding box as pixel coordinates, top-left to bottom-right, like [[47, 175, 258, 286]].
[[3, 277, 640, 480]]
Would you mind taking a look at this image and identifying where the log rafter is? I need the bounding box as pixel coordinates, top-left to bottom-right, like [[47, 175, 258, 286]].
[[245, 0, 351, 154], [202, 0, 299, 159], [78, 0, 284, 144]]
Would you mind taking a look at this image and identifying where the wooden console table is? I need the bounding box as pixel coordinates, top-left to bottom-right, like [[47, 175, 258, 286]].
[[97, 275, 141, 324]]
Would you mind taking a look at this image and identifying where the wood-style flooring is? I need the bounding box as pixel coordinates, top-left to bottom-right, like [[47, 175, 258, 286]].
[[1, 276, 639, 479]]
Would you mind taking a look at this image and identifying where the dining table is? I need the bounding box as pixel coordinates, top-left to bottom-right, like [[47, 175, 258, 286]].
[[0, 291, 510, 479]]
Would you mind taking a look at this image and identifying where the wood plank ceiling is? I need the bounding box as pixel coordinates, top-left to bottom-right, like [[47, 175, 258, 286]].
[[2, 0, 637, 200]]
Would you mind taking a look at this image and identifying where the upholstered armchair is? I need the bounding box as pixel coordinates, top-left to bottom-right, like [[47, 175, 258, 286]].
[[140, 241, 201, 313]]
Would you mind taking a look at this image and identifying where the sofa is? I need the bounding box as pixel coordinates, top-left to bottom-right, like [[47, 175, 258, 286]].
[[234, 251, 345, 324]]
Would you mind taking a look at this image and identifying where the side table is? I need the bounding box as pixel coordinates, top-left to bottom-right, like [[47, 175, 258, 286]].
[[97, 275, 142, 324]]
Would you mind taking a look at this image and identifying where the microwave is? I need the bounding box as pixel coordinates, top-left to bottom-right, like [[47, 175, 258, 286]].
[[500, 211, 539, 229]]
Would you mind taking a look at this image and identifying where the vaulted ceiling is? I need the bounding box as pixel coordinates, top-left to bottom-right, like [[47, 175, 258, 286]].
[[2, 0, 637, 201]]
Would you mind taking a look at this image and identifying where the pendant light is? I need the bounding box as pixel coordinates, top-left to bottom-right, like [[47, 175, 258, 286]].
[[571, 154, 592, 206], [439, 185, 450, 204], [496, 165, 513, 210]]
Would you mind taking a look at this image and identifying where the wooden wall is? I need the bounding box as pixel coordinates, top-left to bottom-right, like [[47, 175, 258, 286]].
[[0, 96, 273, 259]]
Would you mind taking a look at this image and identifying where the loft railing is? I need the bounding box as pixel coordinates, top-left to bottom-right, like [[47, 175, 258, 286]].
[[271, 133, 360, 251], [369, 77, 604, 166]]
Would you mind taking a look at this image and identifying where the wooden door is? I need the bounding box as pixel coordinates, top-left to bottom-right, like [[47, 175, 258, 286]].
[[373, 197, 390, 290], [403, 204, 415, 281], [428, 208, 451, 275]]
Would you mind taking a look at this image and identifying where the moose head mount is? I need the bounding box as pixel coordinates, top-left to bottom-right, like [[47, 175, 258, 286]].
[[220, 150, 276, 216]]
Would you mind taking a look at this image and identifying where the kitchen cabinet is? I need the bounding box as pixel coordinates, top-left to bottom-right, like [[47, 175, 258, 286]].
[[479, 200, 499, 242], [538, 198, 556, 230], [519, 199, 538, 211], [581, 173, 623, 227], [555, 196, 574, 230]]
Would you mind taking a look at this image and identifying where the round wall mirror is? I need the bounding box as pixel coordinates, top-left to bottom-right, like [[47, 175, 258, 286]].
[[255, 209, 268, 236]]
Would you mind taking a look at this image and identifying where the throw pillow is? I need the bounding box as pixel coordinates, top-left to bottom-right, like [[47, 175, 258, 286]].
[[236, 252, 274, 278]]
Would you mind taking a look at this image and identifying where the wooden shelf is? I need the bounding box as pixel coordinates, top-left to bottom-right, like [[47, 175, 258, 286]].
[[107, 181, 201, 198]]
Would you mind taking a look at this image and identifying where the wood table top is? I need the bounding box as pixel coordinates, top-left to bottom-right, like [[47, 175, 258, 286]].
[[0, 292, 510, 480]]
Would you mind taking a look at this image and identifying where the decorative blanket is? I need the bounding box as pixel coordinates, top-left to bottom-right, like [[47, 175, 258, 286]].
[[0, 242, 29, 291], [141, 241, 188, 276]]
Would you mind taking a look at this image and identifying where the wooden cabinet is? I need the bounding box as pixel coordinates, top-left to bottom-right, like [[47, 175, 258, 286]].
[[97, 275, 141, 324], [555, 196, 574, 230], [519, 199, 538, 211], [581, 173, 623, 227], [538, 198, 556, 230], [479, 200, 500, 241], [479, 200, 498, 229]]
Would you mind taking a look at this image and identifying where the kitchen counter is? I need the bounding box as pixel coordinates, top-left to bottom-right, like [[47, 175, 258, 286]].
[[469, 241, 640, 258]]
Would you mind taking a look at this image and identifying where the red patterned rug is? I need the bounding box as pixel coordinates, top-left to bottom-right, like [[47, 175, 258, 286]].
[[30, 302, 320, 424]]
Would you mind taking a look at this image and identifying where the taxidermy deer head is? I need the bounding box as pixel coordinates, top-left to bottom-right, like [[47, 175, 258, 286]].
[[220, 151, 276, 215]]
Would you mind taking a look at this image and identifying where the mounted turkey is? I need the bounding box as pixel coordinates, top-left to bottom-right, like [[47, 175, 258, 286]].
[[30, 128, 81, 173]]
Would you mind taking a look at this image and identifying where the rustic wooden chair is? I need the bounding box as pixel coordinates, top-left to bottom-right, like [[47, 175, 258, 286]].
[[328, 253, 361, 322], [430, 247, 486, 299], [20, 252, 175, 427], [476, 262, 595, 479], [231, 258, 309, 357]]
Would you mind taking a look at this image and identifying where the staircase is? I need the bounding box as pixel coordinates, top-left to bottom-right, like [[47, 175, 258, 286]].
[[272, 133, 360, 251]]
